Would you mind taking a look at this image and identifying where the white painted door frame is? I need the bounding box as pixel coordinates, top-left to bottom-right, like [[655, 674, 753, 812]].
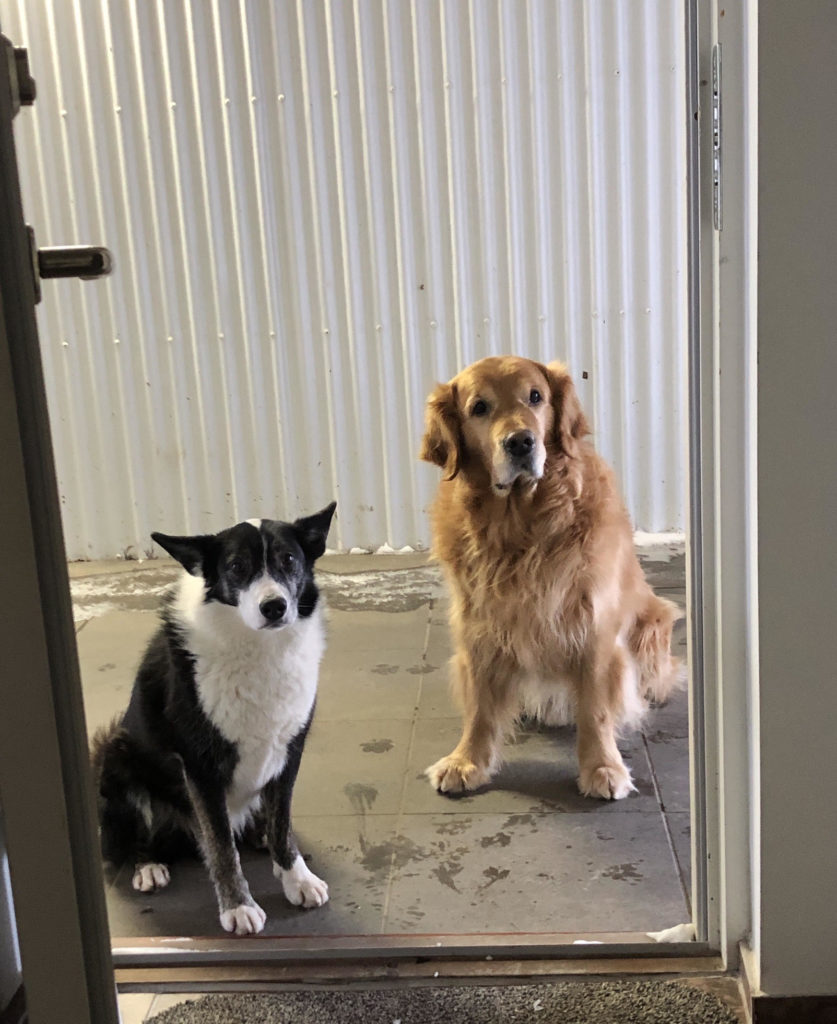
[[687, 0, 758, 968]]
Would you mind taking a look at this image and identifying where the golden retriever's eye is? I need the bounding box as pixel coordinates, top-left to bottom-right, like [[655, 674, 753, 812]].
[[529, 389, 542, 405], [471, 399, 489, 417]]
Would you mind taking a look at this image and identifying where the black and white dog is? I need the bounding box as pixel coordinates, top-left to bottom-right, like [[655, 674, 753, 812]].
[[91, 502, 336, 935]]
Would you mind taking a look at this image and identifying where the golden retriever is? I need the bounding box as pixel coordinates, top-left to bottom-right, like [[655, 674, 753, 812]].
[[419, 355, 681, 800]]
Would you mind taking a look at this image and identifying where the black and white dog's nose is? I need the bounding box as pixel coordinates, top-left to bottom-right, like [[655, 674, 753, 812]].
[[260, 597, 287, 623], [503, 430, 535, 459]]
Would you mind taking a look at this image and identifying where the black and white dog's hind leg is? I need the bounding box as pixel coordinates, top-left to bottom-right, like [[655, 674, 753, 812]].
[[93, 723, 188, 895], [263, 716, 329, 908], [182, 774, 267, 936]]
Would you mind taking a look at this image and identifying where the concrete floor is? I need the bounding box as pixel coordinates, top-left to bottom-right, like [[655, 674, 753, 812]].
[[72, 549, 690, 942]]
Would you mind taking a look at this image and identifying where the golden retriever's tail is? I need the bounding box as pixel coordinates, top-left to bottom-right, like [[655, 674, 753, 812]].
[[628, 594, 684, 704]]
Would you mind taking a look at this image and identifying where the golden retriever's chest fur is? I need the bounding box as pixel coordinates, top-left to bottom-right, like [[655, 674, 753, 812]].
[[432, 473, 602, 672]]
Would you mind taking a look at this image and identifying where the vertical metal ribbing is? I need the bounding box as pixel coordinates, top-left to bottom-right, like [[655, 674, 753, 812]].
[[6, 0, 687, 556]]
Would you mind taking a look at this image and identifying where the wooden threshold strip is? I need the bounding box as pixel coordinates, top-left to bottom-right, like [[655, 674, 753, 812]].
[[113, 932, 722, 991], [115, 955, 725, 992]]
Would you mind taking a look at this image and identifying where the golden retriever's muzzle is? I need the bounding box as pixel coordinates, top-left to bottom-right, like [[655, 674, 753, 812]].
[[494, 429, 543, 492]]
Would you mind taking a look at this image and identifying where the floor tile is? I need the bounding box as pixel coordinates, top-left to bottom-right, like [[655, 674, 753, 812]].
[[381, 809, 688, 935], [325, 607, 430, 652], [78, 555, 692, 943], [644, 689, 691, 814], [75, 610, 158, 735], [402, 719, 659, 816], [316, 647, 422, 721], [106, 816, 392, 939], [294, 719, 413, 816], [413, 658, 457, 718]]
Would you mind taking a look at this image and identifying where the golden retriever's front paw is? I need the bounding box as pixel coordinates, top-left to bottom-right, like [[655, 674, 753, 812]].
[[426, 754, 492, 794], [578, 763, 636, 801]]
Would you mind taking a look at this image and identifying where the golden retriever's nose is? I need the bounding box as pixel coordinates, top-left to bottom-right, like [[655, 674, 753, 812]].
[[503, 430, 535, 460]]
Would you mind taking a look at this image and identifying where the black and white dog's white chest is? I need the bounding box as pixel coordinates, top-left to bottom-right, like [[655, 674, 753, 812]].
[[176, 574, 326, 828]]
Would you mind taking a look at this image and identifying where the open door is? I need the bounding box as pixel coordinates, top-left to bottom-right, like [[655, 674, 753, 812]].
[[0, 28, 118, 1024]]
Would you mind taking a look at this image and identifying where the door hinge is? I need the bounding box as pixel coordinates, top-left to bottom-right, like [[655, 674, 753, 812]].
[[2, 36, 36, 118], [712, 43, 722, 231]]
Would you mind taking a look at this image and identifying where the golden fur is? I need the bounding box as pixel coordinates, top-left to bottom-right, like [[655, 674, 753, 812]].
[[420, 355, 681, 800]]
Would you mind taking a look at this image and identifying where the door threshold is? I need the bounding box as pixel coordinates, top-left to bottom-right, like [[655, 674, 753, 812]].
[[113, 933, 719, 991]]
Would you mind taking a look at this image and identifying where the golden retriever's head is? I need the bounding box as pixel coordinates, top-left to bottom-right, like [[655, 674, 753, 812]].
[[420, 356, 589, 495]]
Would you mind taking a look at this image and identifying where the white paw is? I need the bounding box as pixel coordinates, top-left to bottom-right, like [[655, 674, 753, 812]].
[[219, 902, 266, 935], [578, 763, 637, 801], [132, 862, 170, 892], [274, 854, 329, 908]]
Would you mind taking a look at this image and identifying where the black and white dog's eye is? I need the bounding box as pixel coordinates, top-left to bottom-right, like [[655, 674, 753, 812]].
[[529, 389, 542, 405], [229, 558, 245, 575], [281, 552, 296, 571], [471, 399, 489, 417]]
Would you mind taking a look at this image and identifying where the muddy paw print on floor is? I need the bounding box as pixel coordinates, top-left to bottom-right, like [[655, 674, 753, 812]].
[[360, 738, 394, 754], [601, 862, 645, 885], [406, 662, 440, 675]]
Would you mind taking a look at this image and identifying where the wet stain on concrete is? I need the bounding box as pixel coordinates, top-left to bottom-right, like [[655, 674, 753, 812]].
[[343, 782, 379, 814], [98, 662, 117, 672], [480, 832, 512, 849], [596, 832, 615, 842], [479, 866, 511, 890], [406, 662, 439, 675], [370, 663, 399, 675], [502, 813, 540, 832], [436, 819, 473, 836], [358, 834, 428, 875], [360, 739, 394, 754], [431, 861, 463, 892], [602, 862, 644, 884]]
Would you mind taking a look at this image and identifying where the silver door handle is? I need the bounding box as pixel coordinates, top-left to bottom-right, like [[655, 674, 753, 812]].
[[37, 245, 113, 281]]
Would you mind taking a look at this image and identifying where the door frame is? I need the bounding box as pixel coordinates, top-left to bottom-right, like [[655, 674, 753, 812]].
[[687, 0, 758, 968], [0, 0, 755, 1003]]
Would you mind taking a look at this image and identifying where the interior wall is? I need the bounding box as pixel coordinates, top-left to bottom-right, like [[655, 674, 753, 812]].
[[757, 0, 837, 998], [2, 0, 687, 559]]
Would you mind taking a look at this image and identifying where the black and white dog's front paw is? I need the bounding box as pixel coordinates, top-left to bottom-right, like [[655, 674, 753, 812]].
[[132, 862, 170, 892], [274, 854, 329, 908], [219, 901, 266, 935]]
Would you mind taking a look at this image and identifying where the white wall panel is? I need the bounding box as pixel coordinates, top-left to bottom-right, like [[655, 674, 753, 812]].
[[3, 0, 687, 559]]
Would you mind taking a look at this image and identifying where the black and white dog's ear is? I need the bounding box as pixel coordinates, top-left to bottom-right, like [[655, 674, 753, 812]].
[[292, 501, 337, 563], [151, 532, 216, 576]]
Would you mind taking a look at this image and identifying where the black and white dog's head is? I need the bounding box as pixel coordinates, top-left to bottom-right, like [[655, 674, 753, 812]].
[[152, 502, 336, 631]]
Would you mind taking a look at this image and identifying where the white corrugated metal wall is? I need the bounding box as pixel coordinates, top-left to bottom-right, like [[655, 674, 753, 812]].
[[3, 0, 686, 560]]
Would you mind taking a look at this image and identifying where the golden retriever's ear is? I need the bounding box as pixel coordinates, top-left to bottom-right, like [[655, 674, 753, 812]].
[[543, 361, 590, 458], [419, 382, 462, 480]]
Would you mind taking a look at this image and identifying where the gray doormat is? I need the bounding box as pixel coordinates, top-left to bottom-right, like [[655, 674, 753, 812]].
[[148, 981, 740, 1024]]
